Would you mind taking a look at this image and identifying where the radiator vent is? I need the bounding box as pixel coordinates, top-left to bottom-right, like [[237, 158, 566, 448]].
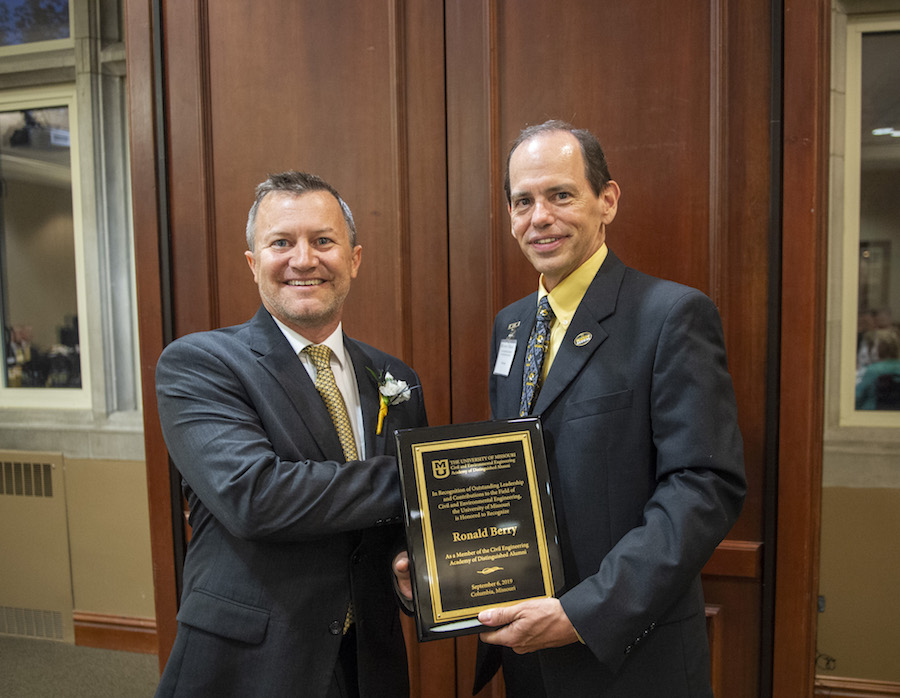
[[0, 606, 64, 640], [0, 450, 74, 643], [0, 460, 54, 497]]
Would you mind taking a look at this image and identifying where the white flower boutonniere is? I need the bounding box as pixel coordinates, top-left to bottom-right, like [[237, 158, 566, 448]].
[[367, 367, 414, 435]]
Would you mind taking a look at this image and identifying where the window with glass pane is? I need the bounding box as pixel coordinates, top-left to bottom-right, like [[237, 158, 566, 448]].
[[0, 0, 69, 47], [854, 30, 900, 412], [1, 105, 81, 388]]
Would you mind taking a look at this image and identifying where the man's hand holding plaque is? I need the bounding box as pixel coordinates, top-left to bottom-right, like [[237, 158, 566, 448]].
[[476, 598, 580, 652]]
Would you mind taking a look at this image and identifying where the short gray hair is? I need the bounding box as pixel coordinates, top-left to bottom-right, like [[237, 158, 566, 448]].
[[245, 171, 357, 251]]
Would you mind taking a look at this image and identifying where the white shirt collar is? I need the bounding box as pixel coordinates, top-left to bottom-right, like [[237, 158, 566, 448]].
[[270, 316, 348, 369]]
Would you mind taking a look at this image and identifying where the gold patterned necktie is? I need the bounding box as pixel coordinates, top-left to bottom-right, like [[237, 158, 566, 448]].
[[303, 344, 359, 462], [519, 295, 555, 417], [302, 344, 357, 634]]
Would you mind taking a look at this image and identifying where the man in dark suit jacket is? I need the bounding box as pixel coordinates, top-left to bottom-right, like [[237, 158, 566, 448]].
[[154, 171, 426, 697], [473, 122, 746, 697]]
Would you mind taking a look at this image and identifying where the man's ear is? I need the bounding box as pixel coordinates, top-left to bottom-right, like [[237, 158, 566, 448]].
[[600, 181, 621, 225], [350, 244, 362, 279], [244, 250, 258, 283]]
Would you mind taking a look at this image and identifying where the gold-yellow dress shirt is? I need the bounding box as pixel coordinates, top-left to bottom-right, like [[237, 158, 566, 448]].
[[538, 244, 609, 380]]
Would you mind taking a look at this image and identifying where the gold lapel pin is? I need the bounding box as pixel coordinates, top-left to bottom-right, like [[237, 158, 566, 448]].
[[574, 331, 592, 347]]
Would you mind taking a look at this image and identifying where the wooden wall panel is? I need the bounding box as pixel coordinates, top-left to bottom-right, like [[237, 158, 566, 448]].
[[403, 0, 453, 428], [161, 0, 215, 336], [491, 2, 713, 299], [716, 0, 773, 545], [445, 0, 498, 425]]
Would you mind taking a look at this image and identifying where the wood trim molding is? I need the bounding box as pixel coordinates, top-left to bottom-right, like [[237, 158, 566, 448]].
[[707, 0, 729, 306], [74, 612, 158, 655], [124, 0, 179, 671], [774, 0, 830, 695], [706, 604, 725, 698], [702, 539, 763, 580], [445, 0, 497, 425], [815, 676, 900, 697], [159, 0, 215, 336]]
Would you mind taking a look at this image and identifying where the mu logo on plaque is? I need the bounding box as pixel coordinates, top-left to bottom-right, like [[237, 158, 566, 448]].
[[432, 458, 450, 479]]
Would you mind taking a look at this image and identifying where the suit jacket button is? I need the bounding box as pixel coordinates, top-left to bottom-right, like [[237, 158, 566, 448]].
[[329, 620, 342, 635]]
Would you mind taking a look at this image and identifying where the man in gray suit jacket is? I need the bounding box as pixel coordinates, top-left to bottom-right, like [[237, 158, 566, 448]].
[[155, 171, 426, 697], [473, 122, 746, 696]]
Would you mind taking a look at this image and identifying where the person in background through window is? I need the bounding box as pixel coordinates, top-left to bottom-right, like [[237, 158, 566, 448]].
[[856, 327, 900, 410]]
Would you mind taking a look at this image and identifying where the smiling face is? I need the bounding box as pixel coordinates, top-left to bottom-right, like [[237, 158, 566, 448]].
[[244, 190, 361, 343], [507, 130, 620, 291]]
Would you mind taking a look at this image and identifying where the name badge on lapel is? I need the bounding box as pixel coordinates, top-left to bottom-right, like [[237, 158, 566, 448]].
[[493, 339, 517, 376], [493, 321, 521, 377]]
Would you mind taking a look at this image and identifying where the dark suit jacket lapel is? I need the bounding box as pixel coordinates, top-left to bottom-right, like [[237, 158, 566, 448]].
[[531, 251, 625, 416], [248, 307, 345, 461], [345, 337, 382, 457]]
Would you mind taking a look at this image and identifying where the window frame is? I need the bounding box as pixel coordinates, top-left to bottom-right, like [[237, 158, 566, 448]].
[[0, 0, 142, 462], [837, 13, 900, 428], [0, 83, 92, 409], [0, 0, 73, 56]]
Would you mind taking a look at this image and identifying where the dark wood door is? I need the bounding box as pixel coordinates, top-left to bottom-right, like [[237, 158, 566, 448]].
[[127, 0, 827, 695]]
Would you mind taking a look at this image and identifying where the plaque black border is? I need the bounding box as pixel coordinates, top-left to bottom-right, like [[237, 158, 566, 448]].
[[395, 418, 563, 641]]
